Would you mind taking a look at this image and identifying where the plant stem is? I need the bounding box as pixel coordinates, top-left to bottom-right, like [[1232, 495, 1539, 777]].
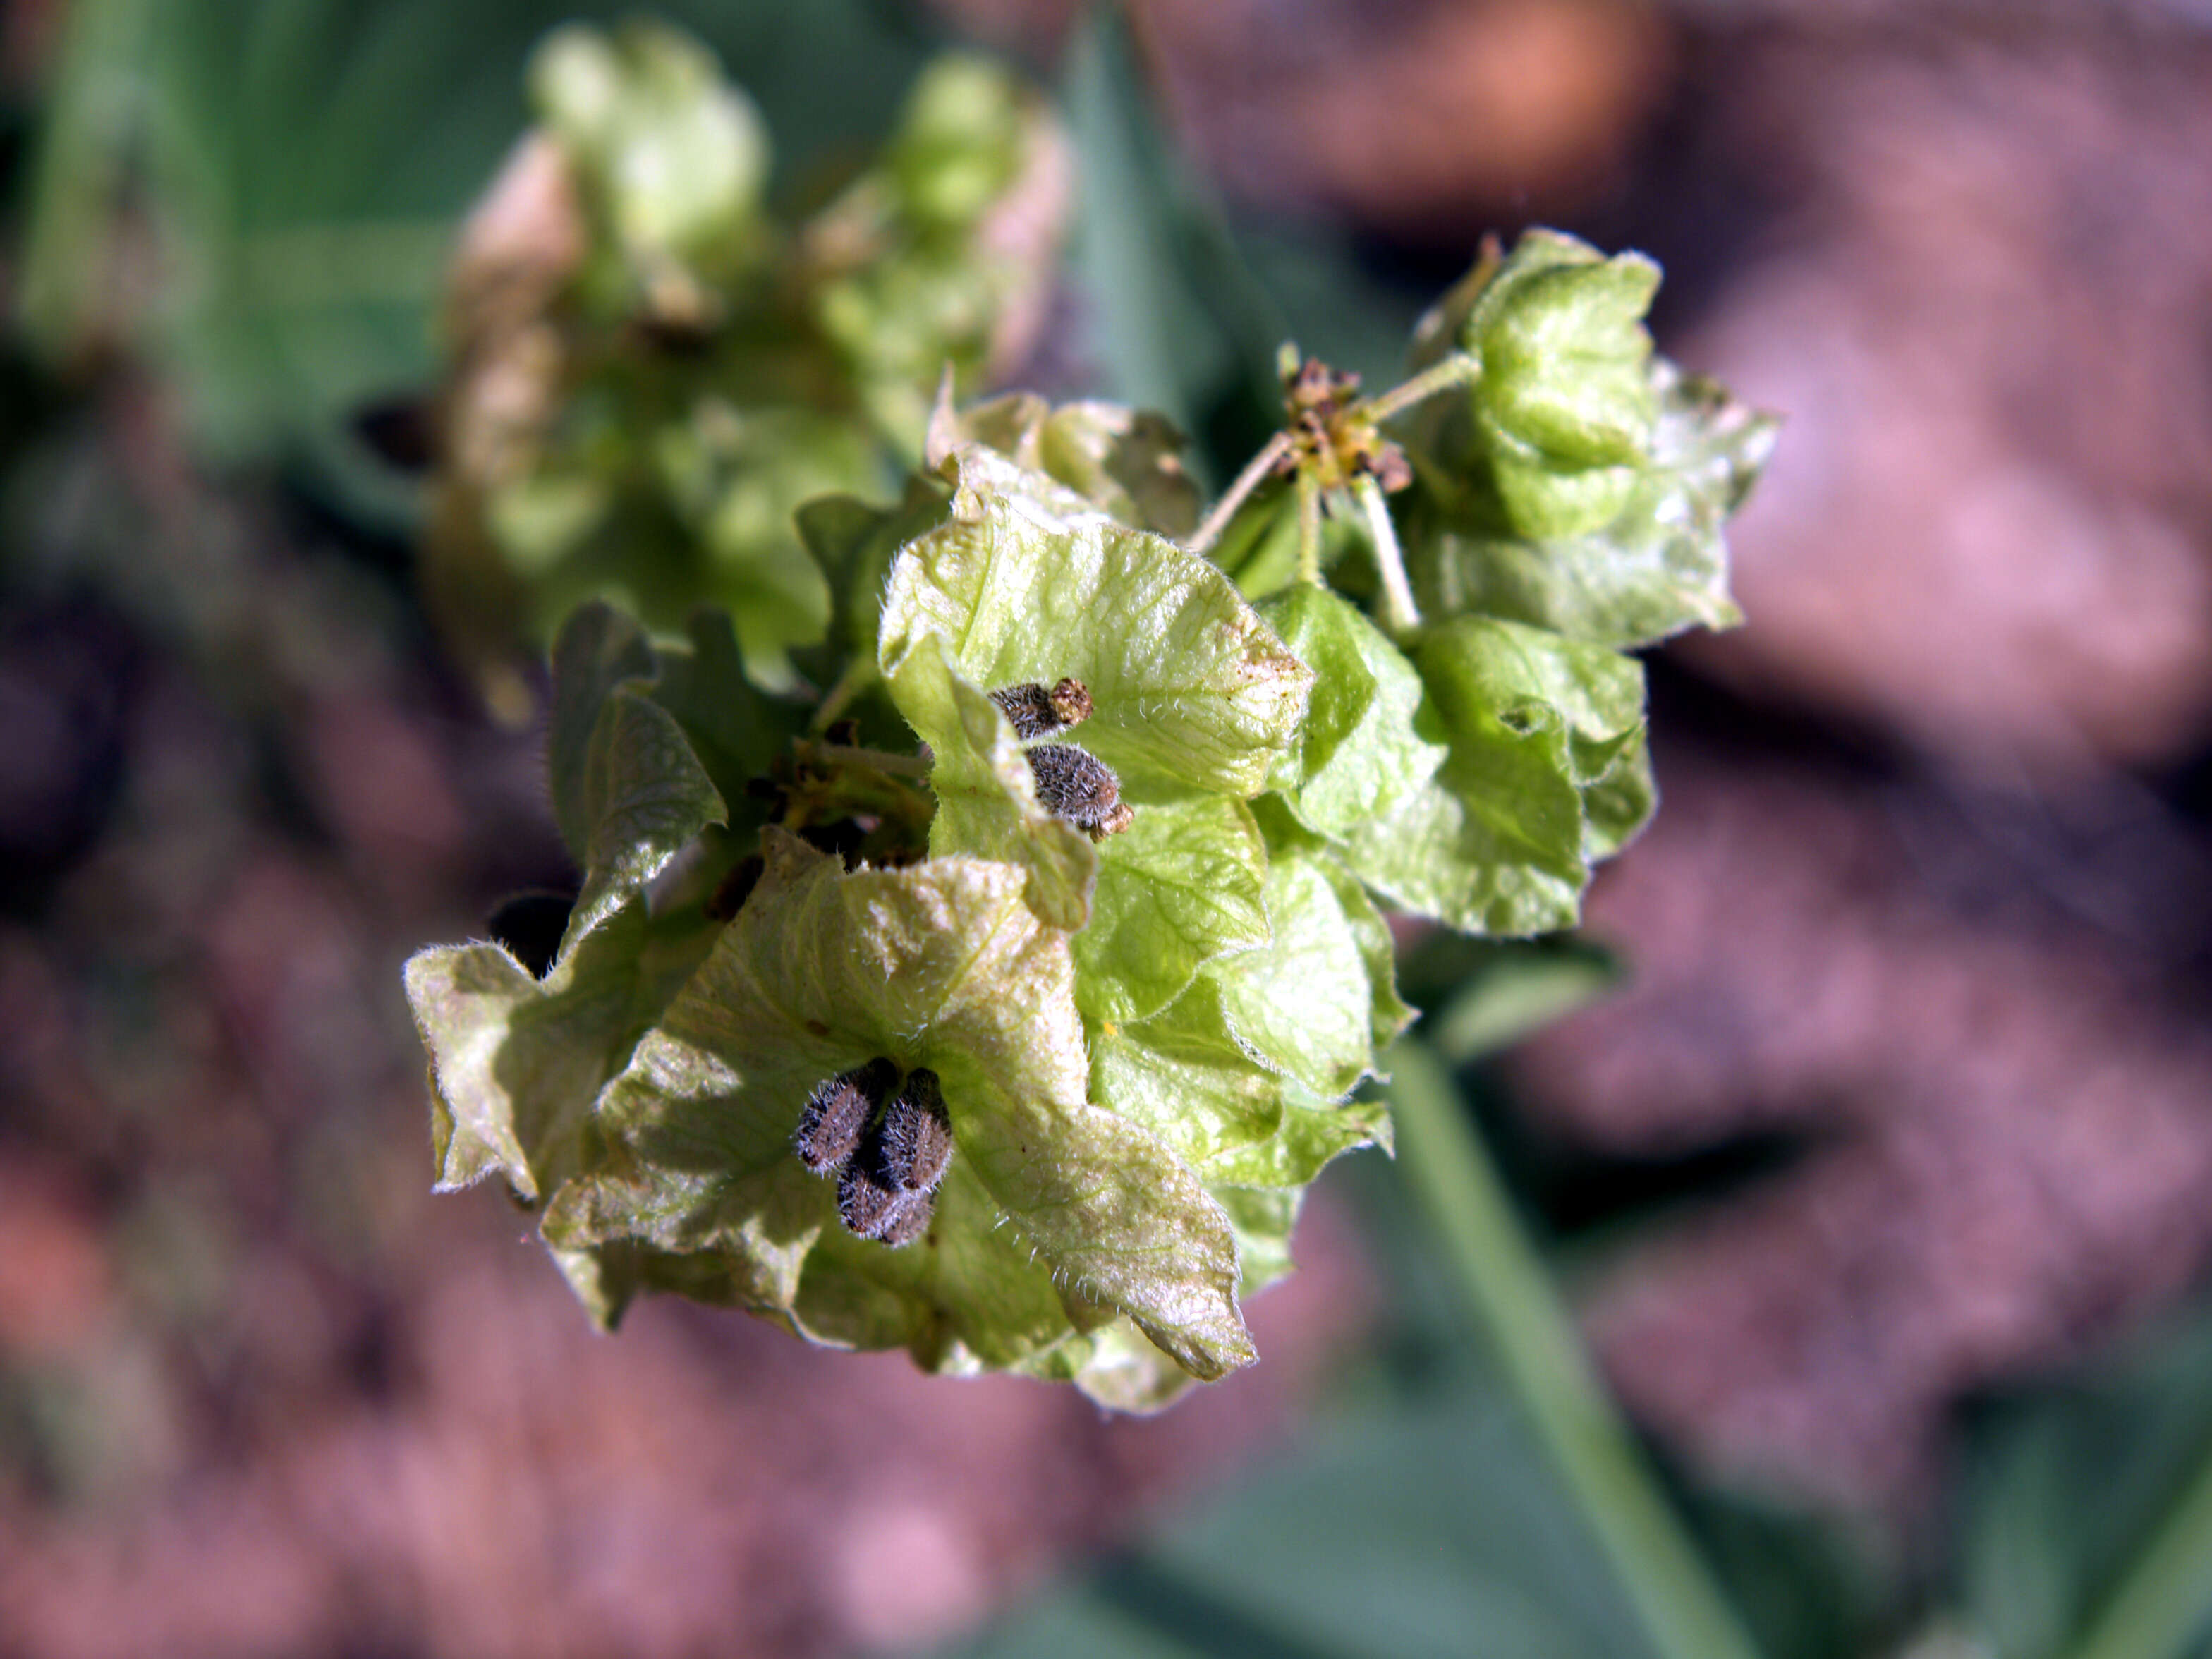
[[1384, 1040, 1762, 1659], [2060, 1436, 2212, 1659], [808, 655, 879, 734], [1295, 470, 1323, 587], [796, 740, 932, 779], [1187, 430, 1292, 556], [1354, 477, 1421, 636], [1364, 351, 1481, 423]]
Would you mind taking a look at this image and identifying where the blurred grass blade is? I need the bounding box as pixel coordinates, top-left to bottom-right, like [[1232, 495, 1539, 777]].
[[18, 0, 154, 358], [1426, 938, 1620, 1065], [2064, 1450, 2212, 1659], [1383, 1037, 1763, 1659], [1966, 1297, 2212, 1659], [1061, 4, 1284, 488]]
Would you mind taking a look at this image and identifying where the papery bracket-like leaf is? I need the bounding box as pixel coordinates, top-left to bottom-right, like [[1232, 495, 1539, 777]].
[[1337, 617, 1648, 936], [880, 446, 1312, 799], [547, 832, 1256, 1379]]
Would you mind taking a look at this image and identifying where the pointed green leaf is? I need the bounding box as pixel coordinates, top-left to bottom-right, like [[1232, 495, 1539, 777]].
[[1260, 585, 1448, 838], [1425, 939, 1621, 1066], [548, 601, 660, 863], [565, 684, 726, 947], [647, 607, 806, 825], [795, 475, 954, 656], [880, 446, 1313, 798], [547, 832, 1253, 1379], [1075, 795, 1270, 1024], [1337, 617, 1646, 936], [1060, 4, 1284, 482]]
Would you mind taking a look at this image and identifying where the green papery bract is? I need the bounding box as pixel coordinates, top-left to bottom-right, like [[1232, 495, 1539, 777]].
[[1260, 585, 1448, 839], [543, 831, 1257, 1381], [529, 20, 768, 286], [487, 401, 875, 691], [947, 391, 1201, 539], [1087, 840, 1404, 1169], [880, 446, 1312, 798], [1204, 849, 1413, 1100], [1073, 795, 1270, 1024], [880, 446, 1309, 1023], [403, 195, 1777, 1404], [1335, 616, 1651, 937], [1464, 229, 1660, 478], [887, 54, 1032, 230], [889, 635, 1098, 932], [1091, 975, 1284, 1172], [1412, 359, 1777, 650], [405, 902, 724, 1205]]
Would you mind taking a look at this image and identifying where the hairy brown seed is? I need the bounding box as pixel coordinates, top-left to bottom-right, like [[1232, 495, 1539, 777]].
[[836, 1160, 932, 1246], [794, 1056, 899, 1175], [1026, 743, 1131, 840], [989, 676, 1092, 741], [877, 1068, 952, 1193], [837, 1161, 899, 1236], [877, 1188, 935, 1246]]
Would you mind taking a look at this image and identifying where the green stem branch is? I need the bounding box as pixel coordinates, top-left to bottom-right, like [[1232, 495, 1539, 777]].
[[1295, 470, 1322, 587], [2060, 1436, 2212, 1659], [1354, 477, 1421, 636], [1385, 1040, 1761, 1659], [796, 740, 932, 779], [1187, 431, 1292, 556], [1364, 351, 1481, 423], [808, 655, 879, 735]]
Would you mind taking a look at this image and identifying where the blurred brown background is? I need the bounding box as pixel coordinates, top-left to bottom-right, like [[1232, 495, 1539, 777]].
[[6, 1, 2212, 1653]]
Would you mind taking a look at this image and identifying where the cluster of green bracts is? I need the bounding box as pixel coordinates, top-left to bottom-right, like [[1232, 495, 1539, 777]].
[[405, 25, 1773, 1406]]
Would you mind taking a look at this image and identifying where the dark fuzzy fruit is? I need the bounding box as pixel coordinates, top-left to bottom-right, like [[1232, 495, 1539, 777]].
[[877, 1068, 953, 1193], [1026, 743, 1134, 839], [989, 676, 1093, 741], [794, 1057, 900, 1175]]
